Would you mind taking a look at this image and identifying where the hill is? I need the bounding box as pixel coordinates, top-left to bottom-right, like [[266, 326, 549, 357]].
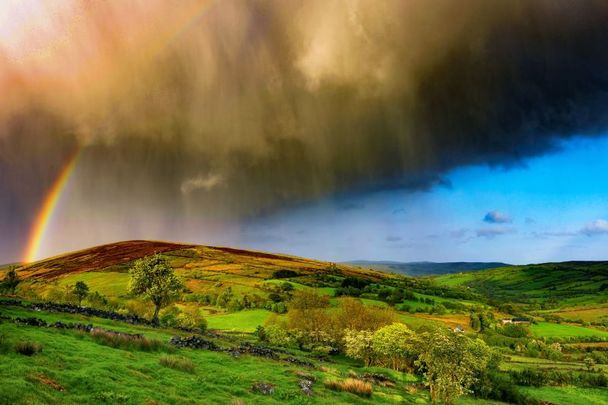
[[434, 261, 608, 306], [3, 242, 608, 404], [18, 240, 393, 283], [346, 260, 511, 276]]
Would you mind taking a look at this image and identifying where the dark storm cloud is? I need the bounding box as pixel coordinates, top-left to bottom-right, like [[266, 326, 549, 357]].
[[1, 0, 608, 261]]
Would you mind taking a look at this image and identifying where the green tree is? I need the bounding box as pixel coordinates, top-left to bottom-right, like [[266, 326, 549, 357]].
[[72, 281, 89, 305], [344, 329, 375, 367], [2, 266, 20, 294], [416, 328, 491, 404], [372, 323, 416, 370], [128, 255, 184, 325], [288, 290, 330, 310]]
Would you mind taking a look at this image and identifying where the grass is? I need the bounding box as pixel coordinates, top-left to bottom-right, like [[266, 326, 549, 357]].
[[89, 329, 166, 352], [56, 272, 130, 297], [206, 309, 273, 332], [0, 312, 428, 404], [521, 386, 608, 405], [530, 322, 608, 338], [433, 262, 608, 305], [324, 378, 373, 398], [159, 354, 195, 373], [14, 340, 43, 356]]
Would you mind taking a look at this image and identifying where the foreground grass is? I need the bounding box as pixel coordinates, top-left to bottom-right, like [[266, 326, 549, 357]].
[[521, 386, 608, 405], [0, 317, 433, 404]]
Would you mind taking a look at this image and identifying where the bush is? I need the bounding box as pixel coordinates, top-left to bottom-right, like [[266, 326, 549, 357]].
[[498, 324, 530, 338], [159, 355, 195, 373], [90, 330, 165, 352], [324, 379, 372, 398], [15, 341, 42, 356], [272, 269, 299, 279], [0, 334, 11, 354]]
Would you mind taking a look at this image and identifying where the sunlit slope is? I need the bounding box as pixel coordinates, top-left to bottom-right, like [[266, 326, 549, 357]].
[[16, 240, 394, 286], [434, 261, 608, 304]]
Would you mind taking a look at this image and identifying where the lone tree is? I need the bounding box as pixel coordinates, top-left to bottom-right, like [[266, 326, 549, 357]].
[[73, 281, 89, 305], [128, 254, 184, 325], [2, 266, 20, 294]]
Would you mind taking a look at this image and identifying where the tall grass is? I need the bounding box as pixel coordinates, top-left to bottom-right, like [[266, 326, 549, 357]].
[[15, 340, 43, 356], [159, 355, 195, 373], [324, 378, 373, 398], [90, 330, 164, 352]]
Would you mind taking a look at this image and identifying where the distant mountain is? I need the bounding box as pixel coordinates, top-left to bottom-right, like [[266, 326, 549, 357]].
[[344, 260, 511, 276]]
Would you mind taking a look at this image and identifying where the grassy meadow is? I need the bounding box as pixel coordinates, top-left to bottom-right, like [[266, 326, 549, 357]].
[[1, 241, 607, 404]]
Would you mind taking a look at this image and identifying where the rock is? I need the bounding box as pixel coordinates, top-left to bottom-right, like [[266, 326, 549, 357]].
[[251, 382, 274, 395], [169, 335, 219, 350], [298, 379, 314, 396]]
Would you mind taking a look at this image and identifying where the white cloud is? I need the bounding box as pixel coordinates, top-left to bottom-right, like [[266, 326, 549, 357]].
[[581, 219, 608, 236]]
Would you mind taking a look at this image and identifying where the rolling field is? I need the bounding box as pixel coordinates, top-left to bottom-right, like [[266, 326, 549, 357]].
[[530, 322, 608, 339], [520, 387, 608, 405], [434, 261, 608, 305], [206, 309, 273, 332], [3, 241, 608, 405]]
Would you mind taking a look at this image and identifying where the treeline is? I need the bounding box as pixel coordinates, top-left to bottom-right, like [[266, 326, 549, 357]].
[[255, 290, 511, 404]]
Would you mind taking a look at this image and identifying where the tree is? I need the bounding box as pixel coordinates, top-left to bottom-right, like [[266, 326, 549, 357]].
[[2, 266, 20, 294], [372, 323, 416, 370], [72, 281, 89, 305], [128, 255, 184, 325], [288, 290, 330, 310], [336, 297, 396, 334], [344, 329, 375, 367], [416, 328, 491, 404]]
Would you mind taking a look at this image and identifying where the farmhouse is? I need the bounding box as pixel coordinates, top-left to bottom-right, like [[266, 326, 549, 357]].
[[501, 317, 531, 325]]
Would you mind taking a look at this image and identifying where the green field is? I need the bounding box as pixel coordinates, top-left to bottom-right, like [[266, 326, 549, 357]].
[[4, 241, 608, 405], [434, 262, 608, 305], [530, 322, 608, 338], [521, 387, 608, 405], [207, 309, 273, 332]]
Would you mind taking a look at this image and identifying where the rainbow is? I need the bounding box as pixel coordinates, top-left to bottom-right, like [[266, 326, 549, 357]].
[[23, 150, 80, 263], [20, 1, 216, 263]]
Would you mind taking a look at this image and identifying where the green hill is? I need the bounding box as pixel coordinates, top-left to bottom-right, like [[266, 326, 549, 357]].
[[434, 261, 608, 305], [346, 261, 511, 276]]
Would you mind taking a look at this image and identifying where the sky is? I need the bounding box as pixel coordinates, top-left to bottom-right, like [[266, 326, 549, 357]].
[[1, 1, 608, 264], [241, 135, 608, 264]]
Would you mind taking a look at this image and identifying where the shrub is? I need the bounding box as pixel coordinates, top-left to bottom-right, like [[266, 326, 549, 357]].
[[344, 329, 375, 367], [324, 379, 372, 398], [177, 306, 207, 333], [15, 341, 42, 356], [159, 355, 195, 373], [0, 334, 11, 354], [94, 391, 129, 403], [90, 330, 164, 352], [272, 269, 299, 279], [372, 323, 416, 371]]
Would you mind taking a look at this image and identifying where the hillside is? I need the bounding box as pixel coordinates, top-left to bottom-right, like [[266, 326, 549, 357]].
[[18, 240, 393, 282], [347, 260, 510, 276], [3, 242, 608, 404], [434, 261, 608, 305]]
